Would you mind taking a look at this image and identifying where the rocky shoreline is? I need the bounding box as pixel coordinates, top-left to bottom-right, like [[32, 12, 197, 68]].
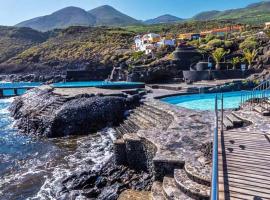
[[8, 86, 153, 199], [9, 86, 141, 138], [59, 156, 153, 199], [8, 85, 216, 199]]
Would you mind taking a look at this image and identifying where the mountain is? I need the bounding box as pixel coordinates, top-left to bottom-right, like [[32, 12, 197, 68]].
[[88, 5, 140, 26], [193, 1, 270, 24], [16, 5, 141, 31], [3, 26, 135, 70], [16, 7, 96, 32], [0, 26, 48, 64], [193, 11, 221, 21], [144, 14, 183, 24]]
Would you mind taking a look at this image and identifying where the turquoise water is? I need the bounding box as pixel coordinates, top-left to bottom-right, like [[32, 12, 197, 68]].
[[162, 90, 270, 111], [53, 81, 144, 88], [0, 82, 42, 97], [0, 81, 145, 96]]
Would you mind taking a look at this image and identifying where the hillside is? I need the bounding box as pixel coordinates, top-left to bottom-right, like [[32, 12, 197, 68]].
[[88, 5, 140, 26], [5, 26, 135, 69], [193, 1, 270, 24], [16, 5, 141, 31], [0, 26, 48, 63], [16, 7, 96, 32], [144, 14, 183, 24]]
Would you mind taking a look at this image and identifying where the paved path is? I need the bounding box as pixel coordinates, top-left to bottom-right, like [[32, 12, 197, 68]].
[[218, 130, 270, 200]]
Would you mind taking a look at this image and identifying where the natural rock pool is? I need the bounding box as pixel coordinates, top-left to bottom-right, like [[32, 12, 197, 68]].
[[0, 98, 116, 199]]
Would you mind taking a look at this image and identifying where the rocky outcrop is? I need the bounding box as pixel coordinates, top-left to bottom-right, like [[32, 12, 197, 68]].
[[9, 86, 137, 138], [59, 156, 152, 200], [0, 72, 66, 83], [128, 60, 182, 83]]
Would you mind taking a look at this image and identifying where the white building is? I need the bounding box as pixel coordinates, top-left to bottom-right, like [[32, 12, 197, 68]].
[[157, 38, 176, 47], [134, 33, 175, 55], [265, 22, 270, 30]]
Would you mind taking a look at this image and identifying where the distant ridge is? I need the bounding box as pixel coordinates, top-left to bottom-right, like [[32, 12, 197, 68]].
[[16, 5, 141, 31], [15, 1, 270, 31], [144, 14, 184, 24], [88, 5, 140, 26], [192, 1, 270, 24]]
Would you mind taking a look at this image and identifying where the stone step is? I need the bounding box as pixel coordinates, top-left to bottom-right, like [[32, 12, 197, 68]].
[[120, 124, 131, 134], [162, 176, 193, 200], [138, 107, 172, 126], [223, 118, 234, 130], [128, 116, 152, 130], [142, 104, 167, 116], [136, 107, 164, 121], [121, 122, 138, 134], [253, 106, 270, 116], [226, 113, 243, 127], [114, 127, 122, 137], [115, 126, 126, 136], [184, 162, 211, 186], [133, 110, 163, 127], [143, 103, 174, 121], [174, 169, 210, 200], [124, 120, 139, 133], [130, 113, 157, 128], [140, 105, 164, 117], [151, 181, 166, 200]]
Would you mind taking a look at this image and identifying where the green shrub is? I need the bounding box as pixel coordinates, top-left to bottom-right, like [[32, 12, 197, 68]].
[[207, 39, 224, 48], [224, 40, 234, 49], [205, 34, 216, 43], [240, 37, 258, 50], [187, 39, 200, 47], [131, 51, 144, 60]]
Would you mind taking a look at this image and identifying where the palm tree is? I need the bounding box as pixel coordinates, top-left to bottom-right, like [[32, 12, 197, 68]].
[[243, 49, 257, 69], [231, 57, 241, 70], [212, 48, 228, 70]]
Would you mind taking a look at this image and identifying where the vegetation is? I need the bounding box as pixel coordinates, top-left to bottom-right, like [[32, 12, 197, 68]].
[[131, 51, 144, 61], [0, 26, 48, 63], [192, 1, 270, 25], [231, 57, 241, 70], [2, 26, 135, 69], [212, 48, 228, 70], [240, 37, 258, 50], [243, 49, 257, 69]]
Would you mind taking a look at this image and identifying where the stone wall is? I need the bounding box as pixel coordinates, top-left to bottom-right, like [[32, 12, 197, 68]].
[[114, 134, 157, 175], [66, 67, 112, 81], [183, 69, 260, 82]]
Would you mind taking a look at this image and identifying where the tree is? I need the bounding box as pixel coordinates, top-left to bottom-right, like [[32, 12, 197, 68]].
[[243, 49, 257, 69], [212, 48, 228, 70], [239, 37, 258, 51], [231, 57, 241, 70]]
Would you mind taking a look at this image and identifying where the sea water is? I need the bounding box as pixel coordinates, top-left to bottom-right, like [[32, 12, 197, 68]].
[[0, 98, 116, 199]]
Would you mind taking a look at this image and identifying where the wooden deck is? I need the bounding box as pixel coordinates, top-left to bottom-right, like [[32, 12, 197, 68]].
[[218, 130, 270, 200]]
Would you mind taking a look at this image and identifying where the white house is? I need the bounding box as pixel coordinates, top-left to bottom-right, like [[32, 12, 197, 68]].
[[265, 22, 270, 30], [134, 33, 176, 54], [157, 38, 176, 47]]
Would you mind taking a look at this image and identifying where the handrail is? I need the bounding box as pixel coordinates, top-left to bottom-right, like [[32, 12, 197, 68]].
[[211, 95, 220, 200], [240, 79, 270, 110]]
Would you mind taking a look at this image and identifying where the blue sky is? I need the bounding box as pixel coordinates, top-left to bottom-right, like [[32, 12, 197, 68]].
[[0, 0, 264, 25]]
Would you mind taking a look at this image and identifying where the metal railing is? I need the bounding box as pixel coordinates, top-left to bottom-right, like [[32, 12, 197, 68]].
[[211, 94, 224, 200], [240, 79, 270, 111]]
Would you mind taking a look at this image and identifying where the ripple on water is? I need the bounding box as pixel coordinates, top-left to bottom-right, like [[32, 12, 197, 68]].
[[0, 98, 117, 200]]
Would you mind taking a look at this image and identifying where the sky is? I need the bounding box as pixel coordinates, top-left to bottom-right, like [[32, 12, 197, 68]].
[[0, 0, 264, 26]]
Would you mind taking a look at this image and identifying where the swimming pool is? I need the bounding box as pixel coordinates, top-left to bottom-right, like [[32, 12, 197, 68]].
[[0, 82, 42, 96], [161, 90, 270, 111], [52, 81, 145, 89], [0, 81, 145, 97]]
